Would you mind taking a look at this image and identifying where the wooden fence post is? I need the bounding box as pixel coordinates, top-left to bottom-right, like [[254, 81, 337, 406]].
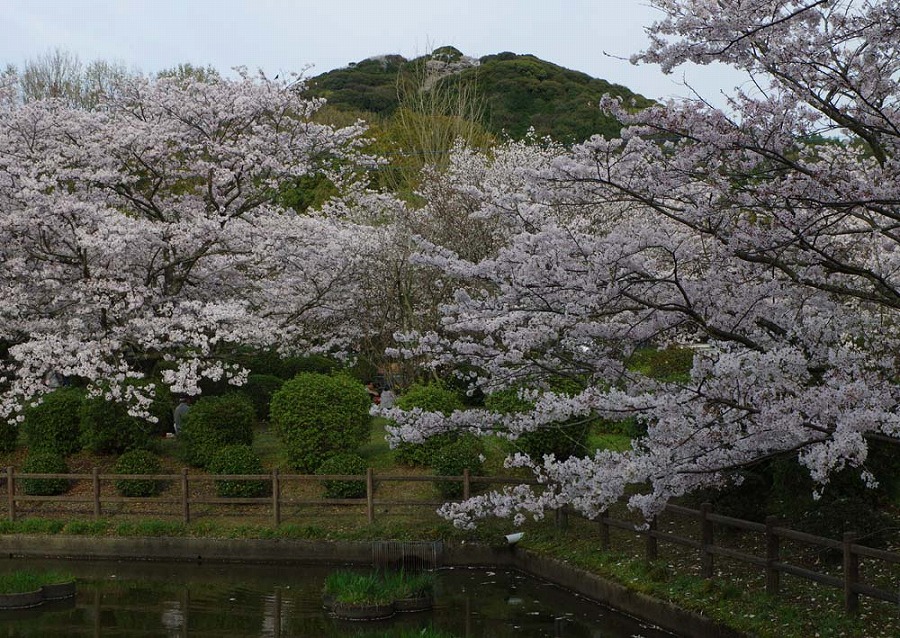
[[765, 515, 780, 595], [181, 468, 190, 524], [92, 467, 101, 519], [7, 466, 14, 522], [462, 468, 470, 501], [599, 514, 610, 551], [843, 531, 859, 614], [272, 468, 280, 527], [645, 516, 658, 562], [366, 468, 375, 524], [700, 502, 714, 579]]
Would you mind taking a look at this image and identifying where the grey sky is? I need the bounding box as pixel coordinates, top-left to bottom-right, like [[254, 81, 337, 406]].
[[0, 1, 748, 107]]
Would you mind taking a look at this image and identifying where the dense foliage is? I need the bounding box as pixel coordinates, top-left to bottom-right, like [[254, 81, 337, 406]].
[[113, 449, 163, 497], [21, 388, 83, 456], [241, 374, 284, 421], [393, 384, 464, 466], [315, 452, 368, 499], [269, 373, 371, 472], [208, 445, 267, 498], [79, 393, 152, 454], [0, 419, 17, 453], [307, 49, 651, 142], [179, 394, 255, 468], [431, 436, 485, 498], [21, 452, 69, 496]]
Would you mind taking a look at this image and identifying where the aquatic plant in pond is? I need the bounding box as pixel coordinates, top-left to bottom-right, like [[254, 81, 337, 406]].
[[322, 569, 436, 618], [0, 570, 73, 594], [323, 570, 394, 606]]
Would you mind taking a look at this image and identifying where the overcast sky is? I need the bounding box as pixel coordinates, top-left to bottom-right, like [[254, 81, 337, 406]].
[[0, 1, 748, 107]]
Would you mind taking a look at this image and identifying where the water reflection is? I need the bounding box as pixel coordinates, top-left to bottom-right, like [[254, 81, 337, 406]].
[[0, 560, 675, 637]]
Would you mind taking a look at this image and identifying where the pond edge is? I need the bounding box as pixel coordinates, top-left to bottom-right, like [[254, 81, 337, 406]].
[[0, 535, 741, 638]]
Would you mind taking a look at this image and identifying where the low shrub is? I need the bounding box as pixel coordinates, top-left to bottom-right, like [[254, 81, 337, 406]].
[[113, 449, 163, 497], [316, 453, 367, 498], [179, 394, 255, 468], [79, 395, 152, 454], [431, 436, 485, 498], [21, 452, 70, 496], [270, 373, 371, 472], [393, 384, 464, 467], [242, 374, 284, 421], [208, 445, 267, 498], [22, 388, 84, 456]]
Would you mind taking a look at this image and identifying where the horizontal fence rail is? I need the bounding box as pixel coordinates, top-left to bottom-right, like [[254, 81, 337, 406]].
[[3, 466, 539, 527], [3, 465, 898, 614]]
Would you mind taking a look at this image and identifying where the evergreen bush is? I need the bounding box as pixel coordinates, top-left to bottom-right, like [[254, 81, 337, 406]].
[[113, 449, 163, 497], [79, 395, 152, 454], [208, 445, 267, 498], [270, 373, 371, 472], [179, 393, 255, 468], [393, 383, 464, 466], [22, 388, 84, 456], [21, 452, 70, 496], [316, 453, 367, 498], [431, 436, 484, 498]]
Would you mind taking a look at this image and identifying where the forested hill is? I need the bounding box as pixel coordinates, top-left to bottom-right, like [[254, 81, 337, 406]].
[[305, 46, 653, 143]]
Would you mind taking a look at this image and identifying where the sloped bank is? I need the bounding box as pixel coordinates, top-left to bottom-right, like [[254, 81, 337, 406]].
[[0, 535, 741, 638]]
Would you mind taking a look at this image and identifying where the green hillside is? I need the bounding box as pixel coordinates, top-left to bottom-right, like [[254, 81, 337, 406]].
[[306, 47, 652, 143]]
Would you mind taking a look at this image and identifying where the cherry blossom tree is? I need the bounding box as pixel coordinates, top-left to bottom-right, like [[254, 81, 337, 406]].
[[379, 0, 900, 527], [0, 71, 383, 419]]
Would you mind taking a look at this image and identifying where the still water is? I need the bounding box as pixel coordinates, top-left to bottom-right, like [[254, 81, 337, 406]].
[[0, 559, 675, 637]]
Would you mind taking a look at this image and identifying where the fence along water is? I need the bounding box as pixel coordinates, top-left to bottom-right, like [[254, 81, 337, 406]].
[[4, 465, 898, 614]]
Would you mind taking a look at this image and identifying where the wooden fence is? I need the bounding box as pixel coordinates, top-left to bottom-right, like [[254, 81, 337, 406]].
[[3, 466, 533, 526], [4, 466, 899, 614], [585, 501, 900, 614]]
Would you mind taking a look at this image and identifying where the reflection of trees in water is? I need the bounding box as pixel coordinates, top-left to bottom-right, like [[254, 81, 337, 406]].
[[0, 563, 669, 637]]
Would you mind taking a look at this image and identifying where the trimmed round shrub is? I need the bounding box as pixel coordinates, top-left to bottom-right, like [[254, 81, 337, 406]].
[[179, 394, 255, 468], [208, 445, 267, 498], [22, 388, 84, 456], [79, 396, 152, 454], [393, 383, 464, 467], [113, 449, 163, 497], [0, 420, 18, 453], [316, 453, 367, 499], [242, 374, 284, 421], [431, 436, 485, 499], [270, 373, 371, 473], [21, 452, 70, 496], [485, 386, 590, 461]]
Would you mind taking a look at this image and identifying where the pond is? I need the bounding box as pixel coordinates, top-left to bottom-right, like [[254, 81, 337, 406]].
[[0, 559, 676, 637]]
